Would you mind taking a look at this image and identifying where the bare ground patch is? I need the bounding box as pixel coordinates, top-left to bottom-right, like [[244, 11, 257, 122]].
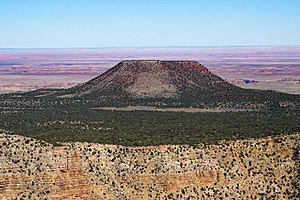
[[93, 106, 224, 113]]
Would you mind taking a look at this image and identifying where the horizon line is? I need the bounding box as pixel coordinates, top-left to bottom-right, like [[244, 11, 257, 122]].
[[1, 45, 300, 50]]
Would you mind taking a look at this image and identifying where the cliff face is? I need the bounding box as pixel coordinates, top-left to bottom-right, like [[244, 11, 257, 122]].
[[0, 133, 299, 199]]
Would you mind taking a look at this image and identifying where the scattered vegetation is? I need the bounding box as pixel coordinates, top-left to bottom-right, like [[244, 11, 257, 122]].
[[0, 104, 299, 146], [0, 60, 299, 146]]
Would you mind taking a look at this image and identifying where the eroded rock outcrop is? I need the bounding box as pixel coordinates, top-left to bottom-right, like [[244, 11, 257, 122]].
[[0, 133, 299, 199]]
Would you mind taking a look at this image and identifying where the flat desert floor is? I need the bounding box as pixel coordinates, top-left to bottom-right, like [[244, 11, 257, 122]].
[[0, 46, 299, 94]]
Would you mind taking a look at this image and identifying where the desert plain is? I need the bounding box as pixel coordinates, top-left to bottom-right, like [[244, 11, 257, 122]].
[[0, 46, 299, 94]]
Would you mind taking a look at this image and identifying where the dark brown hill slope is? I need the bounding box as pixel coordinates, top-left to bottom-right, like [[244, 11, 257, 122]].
[[60, 60, 298, 109], [70, 60, 229, 97]]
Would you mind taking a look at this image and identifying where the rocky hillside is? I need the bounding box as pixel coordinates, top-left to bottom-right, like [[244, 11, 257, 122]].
[[1, 132, 299, 199], [55, 60, 299, 109], [2, 60, 299, 110], [68, 60, 224, 98]]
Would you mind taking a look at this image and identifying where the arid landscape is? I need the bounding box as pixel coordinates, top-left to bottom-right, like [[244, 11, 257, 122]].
[[1, 0, 300, 199], [0, 49, 300, 199], [1, 46, 299, 95]]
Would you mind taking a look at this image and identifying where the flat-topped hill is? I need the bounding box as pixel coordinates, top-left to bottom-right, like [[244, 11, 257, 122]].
[[55, 60, 298, 109], [71, 60, 220, 98]]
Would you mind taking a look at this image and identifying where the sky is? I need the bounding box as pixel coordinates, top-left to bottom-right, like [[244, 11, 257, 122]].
[[0, 0, 300, 48]]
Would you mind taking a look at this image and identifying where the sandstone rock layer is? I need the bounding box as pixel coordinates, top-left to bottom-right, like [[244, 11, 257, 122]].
[[0, 133, 299, 199]]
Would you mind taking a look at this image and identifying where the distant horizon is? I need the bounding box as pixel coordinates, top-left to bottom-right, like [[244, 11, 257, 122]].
[[1, 44, 300, 50]]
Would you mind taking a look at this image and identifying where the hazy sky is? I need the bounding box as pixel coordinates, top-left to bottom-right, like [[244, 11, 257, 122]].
[[1, 0, 300, 48]]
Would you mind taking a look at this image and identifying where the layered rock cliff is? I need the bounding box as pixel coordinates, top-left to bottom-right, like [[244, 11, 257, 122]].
[[0, 133, 299, 199]]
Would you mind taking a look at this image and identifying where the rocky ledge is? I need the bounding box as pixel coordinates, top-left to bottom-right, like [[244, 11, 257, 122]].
[[0, 133, 299, 199]]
